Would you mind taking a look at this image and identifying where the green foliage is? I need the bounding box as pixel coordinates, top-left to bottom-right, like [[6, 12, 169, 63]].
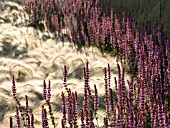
[[110, 0, 170, 37], [97, 38, 120, 57], [126, 60, 138, 77], [28, 21, 45, 32]]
